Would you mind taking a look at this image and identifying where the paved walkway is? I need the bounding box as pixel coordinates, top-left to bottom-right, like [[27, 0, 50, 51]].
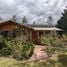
[[30, 45, 48, 60]]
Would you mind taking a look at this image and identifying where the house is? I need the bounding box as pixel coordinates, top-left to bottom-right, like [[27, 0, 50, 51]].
[[0, 20, 32, 37], [0, 20, 62, 44]]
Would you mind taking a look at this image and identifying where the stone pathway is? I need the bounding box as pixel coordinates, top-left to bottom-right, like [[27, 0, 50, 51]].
[[30, 45, 48, 60]]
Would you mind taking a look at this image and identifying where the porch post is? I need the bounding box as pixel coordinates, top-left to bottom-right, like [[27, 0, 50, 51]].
[[37, 31, 40, 44], [29, 31, 32, 41], [31, 31, 40, 44]]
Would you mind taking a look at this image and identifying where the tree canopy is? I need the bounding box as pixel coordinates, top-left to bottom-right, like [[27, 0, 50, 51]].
[[47, 16, 53, 26], [12, 15, 17, 22], [57, 7, 67, 32], [22, 16, 27, 24]]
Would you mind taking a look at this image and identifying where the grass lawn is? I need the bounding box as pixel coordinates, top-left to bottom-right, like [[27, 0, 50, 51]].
[[0, 57, 46, 67], [0, 57, 47, 67], [0, 56, 63, 67], [0, 52, 67, 67], [0, 57, 19, 67]]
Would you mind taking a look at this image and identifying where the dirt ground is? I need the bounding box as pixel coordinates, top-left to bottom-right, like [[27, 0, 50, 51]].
[[30, 45, 48, 60]]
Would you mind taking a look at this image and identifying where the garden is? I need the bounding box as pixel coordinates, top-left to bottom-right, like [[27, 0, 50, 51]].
[[0, 27, 67, 67]]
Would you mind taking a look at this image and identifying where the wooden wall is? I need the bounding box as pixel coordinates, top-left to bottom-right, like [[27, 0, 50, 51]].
[[0, 24, 17, 32], [0, 21, 18, 32]]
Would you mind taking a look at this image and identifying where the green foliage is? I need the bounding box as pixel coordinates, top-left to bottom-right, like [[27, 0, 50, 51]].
[[0, 31, 34, 60], [22, 16, 27, 24], [57, 7, 67, 32], [0, 36, 5, 49], [58, 54, 67, 67], [0, 24, 34, 60], [5, 39, 34, 60], [8, 26, 25, 39], [0, 36, 12, 56], [12, 28, 24, 37], [41, 33, 51, 45], [21, 42, 34, 59], [52, 34, 67, 48], [47, 16, 53, 26], [0, 47, 12, 56], [45, 47, 55, 58], [12, 15, 17, 22], [41, 32, 67, 47], [41, 32, 67, 58], [5, 39, 23, 59]]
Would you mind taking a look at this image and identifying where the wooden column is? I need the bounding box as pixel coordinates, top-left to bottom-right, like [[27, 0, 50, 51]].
[[37, 31, 40, 44], [32, 31, 40, 44], [29, 31, 32, 41]]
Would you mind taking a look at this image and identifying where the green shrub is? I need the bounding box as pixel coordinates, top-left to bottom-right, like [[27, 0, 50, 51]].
[[58, 54, 67, 66], [41, 32, 67, 59], [41, 34, 51, 45], [0, 36, 11, 56], [0, 36, 6, 49], [5, 39, 34, 60], [13, 41, 34, 60], [0, 47, 12, 56], [21, 42, 34, 59], [5, 39, 24, 60]]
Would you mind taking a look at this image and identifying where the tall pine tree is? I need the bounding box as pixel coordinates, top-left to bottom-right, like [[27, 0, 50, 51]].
[[57, 7, 67, 32], [12, 15, 17, 22], [22, 16, 27, 24]]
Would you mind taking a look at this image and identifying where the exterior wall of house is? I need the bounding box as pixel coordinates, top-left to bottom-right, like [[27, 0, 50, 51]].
[[0, 23, 17, 32]]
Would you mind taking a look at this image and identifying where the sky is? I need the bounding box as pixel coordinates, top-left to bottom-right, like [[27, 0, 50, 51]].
[[0, 0, 67, 24]]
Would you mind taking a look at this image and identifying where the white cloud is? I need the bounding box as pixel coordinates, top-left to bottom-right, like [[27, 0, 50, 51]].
[[4, 0, 16, 6], [0, 0, 67, 24]]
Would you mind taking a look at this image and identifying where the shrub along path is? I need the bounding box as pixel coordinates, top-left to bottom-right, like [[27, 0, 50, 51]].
[[30, 45, 48, 60]]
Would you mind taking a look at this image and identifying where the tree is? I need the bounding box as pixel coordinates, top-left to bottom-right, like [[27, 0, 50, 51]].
[[47, 16, 53, 26], [0, 17, 2, 21], [33, 20, 36, 24], [22, 16, 27, 24], [57, 7, 67, 32], [12, 15, 17, 22]]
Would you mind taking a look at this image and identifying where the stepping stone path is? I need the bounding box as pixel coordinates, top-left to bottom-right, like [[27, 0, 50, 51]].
[[30, 45, 48, 60]]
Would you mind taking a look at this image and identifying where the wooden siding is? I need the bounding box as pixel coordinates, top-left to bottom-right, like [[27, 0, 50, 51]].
[[0, 21, 18, 32], [0, 23, 17, 31]]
